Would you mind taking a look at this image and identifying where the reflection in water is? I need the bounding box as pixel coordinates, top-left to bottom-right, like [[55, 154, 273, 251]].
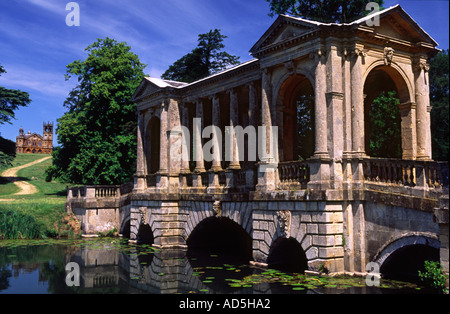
[[0, 239, 430, 294]]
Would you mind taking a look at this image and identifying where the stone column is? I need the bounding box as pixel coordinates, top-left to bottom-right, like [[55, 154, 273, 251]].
[[351, 47, 366, 157], [194, 99, 206, 172], [227, 88, 241, 170], [168, 99, 181, 175], [326, 40, 345, 190], [167, 98, 182, 192], [307, 48, 331, 191], [249, 82, 258, 126], [210, 95, 223, 172], [180, 105, 191, 174], [158, 102, 169, 189], [247, 82, 258, 187], [313, 49, 329, 158], [257, 68, 277, 191], [399, 102, 417, 160], [414, 58, 432, 160], [135, 110, 146, 192]]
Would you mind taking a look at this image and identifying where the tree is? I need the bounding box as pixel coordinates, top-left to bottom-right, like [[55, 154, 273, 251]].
[[430, 49, 449, 161], [0, 64, 31, 170], [0, 64, 31, 125], [266, 0, 384, 23], [0, 136, 16, 172], [162, 29, 240, 83], [46, 38, 146, 185], [368, 91, 402, 159]]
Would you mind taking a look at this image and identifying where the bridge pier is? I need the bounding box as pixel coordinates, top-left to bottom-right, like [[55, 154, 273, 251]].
[[434, 192, 449, 289]]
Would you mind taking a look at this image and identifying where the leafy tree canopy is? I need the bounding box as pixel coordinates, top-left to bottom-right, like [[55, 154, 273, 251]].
[[0, 64, 30, 170], [368, 91, 402, 159], [430, 49, 449, 161], [266, 0, 384, 23], [47, 38, 146, 185], [0, 64, 31, 126], [161, 29, 240, 83]]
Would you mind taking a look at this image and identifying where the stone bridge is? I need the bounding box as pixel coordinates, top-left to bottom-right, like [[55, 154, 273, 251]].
[[67, 5, 449, 279]]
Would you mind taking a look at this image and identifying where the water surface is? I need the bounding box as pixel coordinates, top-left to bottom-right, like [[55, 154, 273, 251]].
[[0, 238, 432, 294]]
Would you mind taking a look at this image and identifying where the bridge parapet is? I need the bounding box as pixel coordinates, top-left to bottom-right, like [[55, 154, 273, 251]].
[[66, 183, 133, 237], [362, 158, 449, 189]]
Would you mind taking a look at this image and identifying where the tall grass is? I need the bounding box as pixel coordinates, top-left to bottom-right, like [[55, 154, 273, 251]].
[[0, 154, 72, 239], [0, 209, 42, 239]]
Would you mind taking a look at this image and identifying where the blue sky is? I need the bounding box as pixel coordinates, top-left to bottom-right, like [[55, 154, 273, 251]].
[[0, 0, 448, 146]]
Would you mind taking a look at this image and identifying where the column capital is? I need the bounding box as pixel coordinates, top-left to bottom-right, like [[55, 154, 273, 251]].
[[226, 87, 238, 95], [413, 60, 430, 73], [208, 94, 219, 102], [309, 48, 327, 62]]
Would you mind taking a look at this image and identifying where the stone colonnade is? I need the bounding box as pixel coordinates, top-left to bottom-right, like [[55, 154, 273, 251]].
[[128, 10, 442, 274]]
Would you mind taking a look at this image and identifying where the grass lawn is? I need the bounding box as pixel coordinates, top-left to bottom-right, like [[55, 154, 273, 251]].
[[0, 154, 76, 239]]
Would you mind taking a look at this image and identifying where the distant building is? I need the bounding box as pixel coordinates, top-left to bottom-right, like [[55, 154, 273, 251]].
[[16, 122, 53, 154]]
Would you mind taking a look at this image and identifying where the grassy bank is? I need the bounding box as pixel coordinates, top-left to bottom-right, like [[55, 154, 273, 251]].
[[0, 154, 76, 239]]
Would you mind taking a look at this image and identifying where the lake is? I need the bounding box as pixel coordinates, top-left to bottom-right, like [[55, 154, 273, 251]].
[[0, 238, 433, 294]]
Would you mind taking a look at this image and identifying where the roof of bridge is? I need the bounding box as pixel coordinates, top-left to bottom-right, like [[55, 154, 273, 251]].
[[250, 4, 438, 56]]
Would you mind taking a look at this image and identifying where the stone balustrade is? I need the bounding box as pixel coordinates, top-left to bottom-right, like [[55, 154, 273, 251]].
[[67, 182, 134, 200], [362, 158, 449, 189], [278, 161, 310, 188], [68, 158, 448, 202]]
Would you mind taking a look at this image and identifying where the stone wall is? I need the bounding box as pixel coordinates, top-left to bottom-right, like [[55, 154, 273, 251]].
[[252, 201, 344, 273], [364, 202, 439, 262]]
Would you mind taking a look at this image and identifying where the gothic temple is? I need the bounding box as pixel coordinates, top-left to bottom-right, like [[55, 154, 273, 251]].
[[16, 122, 53, 154]]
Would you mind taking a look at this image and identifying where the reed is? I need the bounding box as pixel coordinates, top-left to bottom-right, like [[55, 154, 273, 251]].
[[0, 209, 42, 239]]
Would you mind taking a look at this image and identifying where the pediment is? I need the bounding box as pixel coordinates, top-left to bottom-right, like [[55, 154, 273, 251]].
[[133, 78, 163, 101], [250, 15, 318, 56], [133, 77, 187, 101], [353, 5, 438, 46]]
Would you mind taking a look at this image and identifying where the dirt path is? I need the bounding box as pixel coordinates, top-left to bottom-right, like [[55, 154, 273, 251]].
[[1, 156, 52, 197]]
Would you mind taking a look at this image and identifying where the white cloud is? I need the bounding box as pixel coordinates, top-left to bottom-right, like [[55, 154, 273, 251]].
[[0, 65, 74, 97]]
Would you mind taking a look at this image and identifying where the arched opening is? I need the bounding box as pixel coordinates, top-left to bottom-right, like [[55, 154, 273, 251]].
[[136, 224, 154, 245], [278, 75, 315, 162], [380, 244, 439, 283], [267, 237, 308, 273], [187, 217, 252, 263], [120, 219, 131, 239], [145, 117, 161, 175], [364, 65, 410, 159]]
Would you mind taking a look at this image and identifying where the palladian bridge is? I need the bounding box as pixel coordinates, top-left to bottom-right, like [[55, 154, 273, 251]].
[[67, 5, 449, 279]]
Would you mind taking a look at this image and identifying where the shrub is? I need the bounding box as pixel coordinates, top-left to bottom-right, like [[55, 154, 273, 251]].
[[418, 261, 449, 294]]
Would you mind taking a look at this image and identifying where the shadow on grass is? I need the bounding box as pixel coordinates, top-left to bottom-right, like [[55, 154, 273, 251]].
[[0, 177, 31, 184], [45, 190, 68, 197]]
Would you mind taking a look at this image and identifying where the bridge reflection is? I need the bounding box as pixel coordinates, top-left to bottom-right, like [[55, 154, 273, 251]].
[[64, 239, 433, 294]]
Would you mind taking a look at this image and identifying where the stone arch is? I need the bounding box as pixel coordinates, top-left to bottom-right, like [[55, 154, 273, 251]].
[[363, 60, 413, 104], [266, 211, 314, 273], [145, 116, 161, 175], [186, 215, 253, 262], [373, 233, 440, 279], [137, 223, 154, 245], [184, 201, 253, 242], [267, 237, 308, 273], [363, 61, 414, 158], [275, 72, 315, 162], [120, 216, 131, 238]]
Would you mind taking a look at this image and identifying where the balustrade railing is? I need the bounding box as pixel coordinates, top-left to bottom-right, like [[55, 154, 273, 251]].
[[68, 158, 447, 202], [362, 158, 415, 186], [68, 182, 135, 200], [68, 186, 86, 198], [278, 161, 310, 187], [362, 158, 449, 189], [95, 186, 118, 198]]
